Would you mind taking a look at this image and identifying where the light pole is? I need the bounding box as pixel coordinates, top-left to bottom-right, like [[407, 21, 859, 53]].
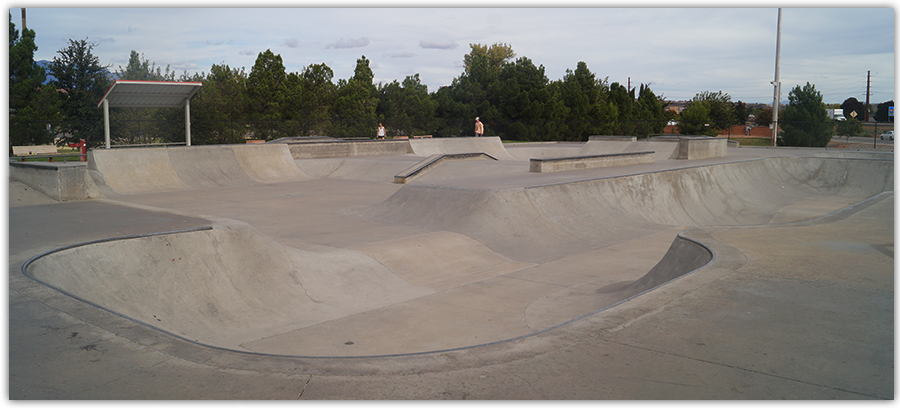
[[771, 8, 782, 147]]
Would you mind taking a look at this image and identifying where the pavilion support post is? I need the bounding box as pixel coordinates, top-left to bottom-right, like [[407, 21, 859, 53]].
[[185, 98, 191, 147], [103, 98, 111, 149]]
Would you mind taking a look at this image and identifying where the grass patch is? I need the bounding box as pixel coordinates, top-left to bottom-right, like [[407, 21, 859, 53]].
[[730, 137, 772, 147]]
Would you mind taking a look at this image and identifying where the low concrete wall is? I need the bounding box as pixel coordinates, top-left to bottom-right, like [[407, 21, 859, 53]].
[[288, 139, 411, 159], [587, 135, 637, 142], [530, 151, 655, 173], [9, 161, 103, 201], [677, 137, 727, 160]]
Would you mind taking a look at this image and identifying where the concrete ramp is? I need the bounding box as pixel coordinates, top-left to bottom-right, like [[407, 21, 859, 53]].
[[409, 137, 516, 160], [366, 157, 893, 263], [88, 144, 308, 194], [232, 144, 309, 183], [167, 145, 257, 188], [88, 147, 190, 194]]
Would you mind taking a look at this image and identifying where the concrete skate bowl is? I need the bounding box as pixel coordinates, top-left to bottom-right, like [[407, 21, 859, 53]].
[[21, 155, 893, 358]]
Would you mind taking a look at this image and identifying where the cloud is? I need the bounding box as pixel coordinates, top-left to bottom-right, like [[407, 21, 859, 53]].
[[326, 37, 370, 49], [385, 52, 415, 58], [419, 40, 458, 50], [205, 40, 231, 46], [94, 37, 115, 44], [239, 50, 255, 56], [284, 38, 300, 48]]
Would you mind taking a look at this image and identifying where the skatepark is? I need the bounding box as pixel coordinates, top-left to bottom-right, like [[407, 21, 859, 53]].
[[7, 136, 894, 399]]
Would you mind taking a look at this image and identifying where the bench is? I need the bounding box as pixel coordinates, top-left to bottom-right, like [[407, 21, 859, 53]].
[[12, 145, 61, 162]]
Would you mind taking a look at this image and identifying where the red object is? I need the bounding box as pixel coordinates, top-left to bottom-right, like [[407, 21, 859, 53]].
[[68, 139, 87, 162]]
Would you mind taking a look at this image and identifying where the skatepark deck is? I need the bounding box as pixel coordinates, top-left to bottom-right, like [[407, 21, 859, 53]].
[[8, 138, 894, 399]]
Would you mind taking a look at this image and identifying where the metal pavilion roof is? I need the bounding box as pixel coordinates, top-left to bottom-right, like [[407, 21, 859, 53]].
[[97, 80, 204, 148], [97, 80, 203, 108]]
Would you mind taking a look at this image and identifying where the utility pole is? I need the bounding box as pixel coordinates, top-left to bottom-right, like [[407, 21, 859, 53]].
[[21, 8, 26, 29], [865, 70, 871, 122], [771, 8, 782, 147]]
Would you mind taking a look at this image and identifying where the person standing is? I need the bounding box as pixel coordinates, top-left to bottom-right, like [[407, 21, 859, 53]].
[[474, 117, 484, 137], [376, 123, 386, 140]]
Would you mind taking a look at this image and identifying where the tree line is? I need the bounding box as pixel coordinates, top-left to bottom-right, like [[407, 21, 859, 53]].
[[9, 14, 893, 150]]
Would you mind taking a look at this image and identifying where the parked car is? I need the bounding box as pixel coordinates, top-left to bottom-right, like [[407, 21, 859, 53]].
[[880, 130, 893, 141]]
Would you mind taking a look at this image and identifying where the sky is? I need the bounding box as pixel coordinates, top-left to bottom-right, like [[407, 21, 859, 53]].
[[7, 1, 896, 105]]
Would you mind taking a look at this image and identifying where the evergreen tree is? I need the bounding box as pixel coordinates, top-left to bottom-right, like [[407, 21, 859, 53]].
[[190, 64, 248, 144], [246, 49, 286, 120], [117, 50, 175, 81], [48, 38, 113, 148], [332, 56, 378, 137], [496, 57, 551, 141], [633, 84, 667, 138], [607, 82, 634, 135], [9, 12, 60, 148], [297, 63, 335, 135], [780, 82, 832, 147], [557, 62, 612, 140]]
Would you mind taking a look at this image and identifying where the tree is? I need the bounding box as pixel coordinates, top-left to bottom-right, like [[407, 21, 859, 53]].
[[190, 64, 248, 144], [495, 57, 552, 141], [691, 91, 735, 131], [48, 38, 113, 148], [840, 97, 867, 121], [246, 49, 286, 120], [780, 83, 832, 147], [295, 63, 335, 135], [557, 62, 612, 140], [607, 82, 635, 135], [633, 84, 667, 138], [834, 118, 863, 139], [377, 73, 436, 137], [463, 42, 515, 73], [874, 100, 893, 123], [754, 108, 773, 126], [332, 56, 378, 137], [733, 101, 750, 125], [9, 12, 60, 148], [117, 50, 174, 81], [678, 101, 718, 136]]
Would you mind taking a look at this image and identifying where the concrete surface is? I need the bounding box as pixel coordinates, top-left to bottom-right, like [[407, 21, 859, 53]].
[[6, 139, 894, 400]]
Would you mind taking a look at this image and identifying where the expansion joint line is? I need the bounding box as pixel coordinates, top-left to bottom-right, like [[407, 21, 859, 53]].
[[600, 339, 888, 399], [297, 375, 313, 399]]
